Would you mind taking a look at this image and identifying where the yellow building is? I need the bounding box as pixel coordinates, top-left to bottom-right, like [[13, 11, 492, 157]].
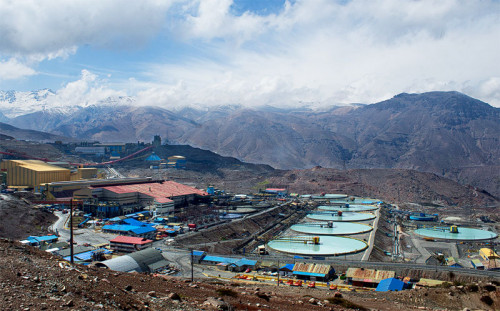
[[1, 160, 98, 189], [479, 248, 499, 261], [1, 160, 71, 188], [167, 155, 186, 169]]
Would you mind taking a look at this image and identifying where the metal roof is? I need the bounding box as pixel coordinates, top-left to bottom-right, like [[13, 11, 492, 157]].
[[280, 264, 295, 271], [202, 256, 238, 264], [63, 248, 112, 262], [192, 250, 205, 257], [97, 255, 142, 272], [96, 181, 207, 204], [10, 160, 69, 172], [146, 153, 162, 161], [480, 248, 499, 259], [103, 224, 156, 235], [27, 235, 58, 243], [110, 236, 153, 245], [293, 262, 332, 275], [56, 246, 94, 257], [292, 271, 327, 277], [97, 248, 168, 273], [376, 278, 405, 292], [122, 218, 154, 227], [346, 268, 395, 282], [128, 248, 168, 272], [231, 259, 257, 267], [130, 226, 157, 234]]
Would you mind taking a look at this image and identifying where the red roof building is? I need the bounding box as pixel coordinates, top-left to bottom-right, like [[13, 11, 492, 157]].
[[109, 236, 154, 253], [91, 181, 208, 216]]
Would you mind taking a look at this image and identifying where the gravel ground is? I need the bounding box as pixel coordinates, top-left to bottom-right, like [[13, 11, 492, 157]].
[[1, 239, 499, 311]]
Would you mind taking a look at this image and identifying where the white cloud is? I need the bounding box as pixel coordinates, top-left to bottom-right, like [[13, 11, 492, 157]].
[[1, 0, 499, 107], [0, 58, 36, 80], [143, 0, 500, 107], [47, 70, 126, 107], [0, 0, 171, 59]]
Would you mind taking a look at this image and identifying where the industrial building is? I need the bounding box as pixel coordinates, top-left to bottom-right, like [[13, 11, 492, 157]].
[[47, 177, 151, 201], [95, 143, 126, 154], [375, 278, 406, 292], [102, 223, 157, 239], [479, 248, 499, 261], [44, 178, 208, 218], [95, 248, 169, 273], [20, 235, 59, 246], [291, 262, 335, 281], [0, 160, 98, 191], [90, 181, 208, 217], [167, 155, 186, 169], [346, 268, 395, 288], [75, 146, 106, 156], [109, 236, 154, 253]]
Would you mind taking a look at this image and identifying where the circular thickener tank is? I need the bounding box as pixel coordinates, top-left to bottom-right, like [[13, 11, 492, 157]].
[[414, 227, 498, 241], [323, 194, 348, 199], [267, 236, 368, 256], [291, 222, 373, 235], [307, 212, 376, 222], [318, 205, 378, 212]]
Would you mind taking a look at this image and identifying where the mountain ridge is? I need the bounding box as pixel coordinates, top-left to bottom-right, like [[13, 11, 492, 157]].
[[1, 90, 499, 197]]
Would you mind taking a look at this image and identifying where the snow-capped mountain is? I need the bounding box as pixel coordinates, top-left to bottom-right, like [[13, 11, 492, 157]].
[[0, 89, 135, 118]]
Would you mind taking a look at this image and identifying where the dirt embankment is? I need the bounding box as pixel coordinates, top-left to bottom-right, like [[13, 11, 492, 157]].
[[268, 168, 499, 208], [0, 194, 56, 240], [1, 239, 499, 311]]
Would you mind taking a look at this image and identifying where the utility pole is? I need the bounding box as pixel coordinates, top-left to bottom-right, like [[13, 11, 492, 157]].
[[69, 199, 74, 264], [277, 259, 280, 286], [191, 250, 194, 282]]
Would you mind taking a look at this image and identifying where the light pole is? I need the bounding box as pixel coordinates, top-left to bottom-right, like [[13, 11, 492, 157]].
[[277, 259, 280, 286], [70, 199, 74, 264], [191, 249, 194, 282]]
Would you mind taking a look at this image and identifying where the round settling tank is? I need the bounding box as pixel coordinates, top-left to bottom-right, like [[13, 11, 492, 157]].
[[414, 226, 498, 241], [307, 212, 376, 222], [318, 204, 378, 212], [291, 222, 373, 235], [311, 194, 348, 200], [267, 235, 368, 256]]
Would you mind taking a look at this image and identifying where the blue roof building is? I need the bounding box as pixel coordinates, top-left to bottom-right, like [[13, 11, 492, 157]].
[[122, 218, 154, 227], [63, 248, 113, 262], [376, 278, 405, 292], [22, 235, 59, 246], [201, 255, 239, 265], [228, 258, 257, 272], [146, 152, 162, 162], [102, 224, 157, 239], [280, 264, 295, 272]]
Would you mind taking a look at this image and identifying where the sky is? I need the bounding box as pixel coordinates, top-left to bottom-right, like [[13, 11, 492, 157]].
[[0, 0, 499, 108]]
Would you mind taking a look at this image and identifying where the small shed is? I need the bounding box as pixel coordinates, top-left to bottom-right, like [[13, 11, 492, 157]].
[[258, 260, 279, 272], [446, 257, 463, 268], [292, 262, 335, 281], [346, 268, 395, 288], [471, 259, 484, 270], [279, 263, 295, 276], [191, 250, 206, 264], [376, 278, 405, 292], [201, 255, 238, 266], [228, 258, 257, 272]]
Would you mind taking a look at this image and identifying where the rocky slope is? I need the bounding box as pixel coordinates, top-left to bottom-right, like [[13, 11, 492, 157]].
[[267, 167, 499, 208], [0, 239, 498, 311]]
